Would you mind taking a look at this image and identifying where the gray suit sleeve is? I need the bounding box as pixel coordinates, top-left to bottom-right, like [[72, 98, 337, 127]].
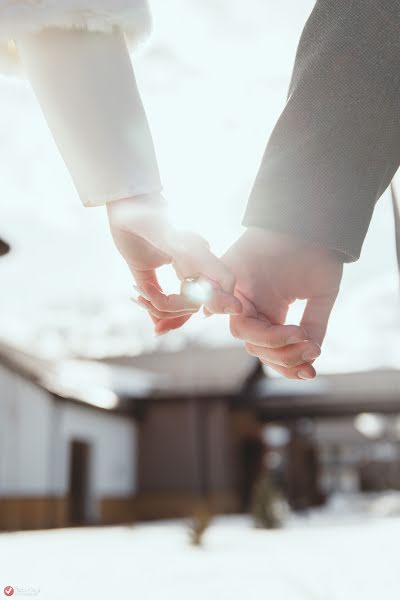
[[243, 0, 400, 262]]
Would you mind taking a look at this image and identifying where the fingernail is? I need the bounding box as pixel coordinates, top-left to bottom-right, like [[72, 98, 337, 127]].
[[287, 336, 305, 345], [131, 297, 150, 311], [132, 284, 151, 301], [155, 330, 169, 337], [298, 370, 315, 380], [224, 305, 241, 315], [302, 345, 321, 362]]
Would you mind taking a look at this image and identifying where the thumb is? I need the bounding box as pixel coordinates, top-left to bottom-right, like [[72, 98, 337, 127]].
[[235, 289, 259, 319], [172, 231, 236, 293], [300, 294, 337, 347], [171, 232, 242, 315]]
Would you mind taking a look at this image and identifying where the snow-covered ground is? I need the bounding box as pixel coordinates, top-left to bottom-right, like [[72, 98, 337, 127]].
[[0, 0, 399, 372], [2, 498, 400, 600]]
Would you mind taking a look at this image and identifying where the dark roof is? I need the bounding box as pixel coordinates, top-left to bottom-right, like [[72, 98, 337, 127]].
[[4, 337, 400, 420], [247, 370, 400, 420], [103, 345, 256, 397]]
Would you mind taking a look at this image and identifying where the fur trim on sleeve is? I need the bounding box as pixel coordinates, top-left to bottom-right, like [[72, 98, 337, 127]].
[[0, 1, 151, 76]]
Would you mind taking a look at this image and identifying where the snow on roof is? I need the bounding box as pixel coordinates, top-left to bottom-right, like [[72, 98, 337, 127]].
[[103, 345, 256, 397], [0, 340, 256, 410], [0, 340, 159, 411]]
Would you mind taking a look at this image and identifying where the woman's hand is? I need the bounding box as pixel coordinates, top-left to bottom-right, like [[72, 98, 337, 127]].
[[107, 194, 242, 335]]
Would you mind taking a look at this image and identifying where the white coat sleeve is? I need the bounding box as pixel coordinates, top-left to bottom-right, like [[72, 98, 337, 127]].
[[15, 27, 162, 207]]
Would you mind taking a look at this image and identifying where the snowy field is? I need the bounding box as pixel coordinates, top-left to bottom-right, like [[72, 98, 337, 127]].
[[2, 502, 400, 600], [0, 0, 399, 373]]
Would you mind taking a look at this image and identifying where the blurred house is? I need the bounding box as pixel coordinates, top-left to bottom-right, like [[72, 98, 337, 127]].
[[249, 372, 400, 510], [0, 343, 139, 530], [0, 343, 261, 530], [3, 328, 400, 531]]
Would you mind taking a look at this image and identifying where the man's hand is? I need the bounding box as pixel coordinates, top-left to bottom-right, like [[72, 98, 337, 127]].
[[107, 194, 242, 335], [222, 228, 343, 379]]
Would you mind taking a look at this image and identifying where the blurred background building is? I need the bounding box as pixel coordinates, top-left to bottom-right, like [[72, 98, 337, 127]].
[[3, 332, 400, 531]]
